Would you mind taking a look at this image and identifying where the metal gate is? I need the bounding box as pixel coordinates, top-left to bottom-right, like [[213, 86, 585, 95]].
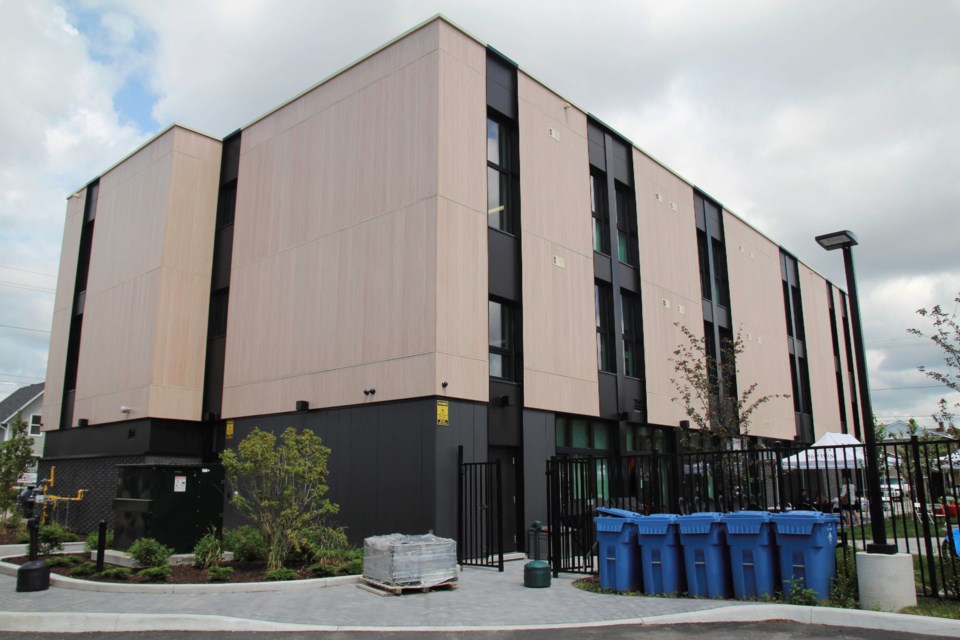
[[457, 447, 504, 571], [546, 457, 598, 576]]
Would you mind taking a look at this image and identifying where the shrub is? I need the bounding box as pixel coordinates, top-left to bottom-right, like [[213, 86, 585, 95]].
[[207, 566, 234, 583], [334, 557, 362, 576], [84, 529, 114, 553], [222, 525, 267, 563], [45, 555, 82, 567], [127, 538, 173, 568], [94, 567, 131, 581], [307, 563, 337, 577], [67, 562, 97, 577], [830, 551, 859, 608], [266, 567, 298, 581], [192, 528, 222, 569], [38, 522, 78, 555], [783, 576, 820, 606], [298, 526, 350, 564], [137, 566, 172, 582]]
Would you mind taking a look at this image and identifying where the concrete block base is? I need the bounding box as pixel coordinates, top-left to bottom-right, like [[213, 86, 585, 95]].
[[856, 551, 916, 612]]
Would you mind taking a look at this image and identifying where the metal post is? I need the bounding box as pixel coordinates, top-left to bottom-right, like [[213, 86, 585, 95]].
[[27, 517, 39, 562], [842, 245, 896, 554], [910, 436, 938, 594], [96, 520, 107, 573]]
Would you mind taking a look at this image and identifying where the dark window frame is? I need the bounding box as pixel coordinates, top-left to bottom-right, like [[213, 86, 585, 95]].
[[620, 290, 643, 379], [595, 282, 615, 373], [489, 297, 518, 381], [487, 113, 516, 235], [615, 183, 639, 267], [591, 171, 610, 255]]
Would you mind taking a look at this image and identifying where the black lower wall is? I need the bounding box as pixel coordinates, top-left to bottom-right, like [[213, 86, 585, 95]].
[[222, 397, 487, 545]]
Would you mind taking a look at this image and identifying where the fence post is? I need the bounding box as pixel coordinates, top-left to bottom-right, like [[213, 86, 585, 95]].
[[910, 435, 938, 596], [495, 459, 504, 572], [456, 445, 463, 565]]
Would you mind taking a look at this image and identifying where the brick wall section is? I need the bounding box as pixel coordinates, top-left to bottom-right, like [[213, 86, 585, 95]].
[[36, 455, 202, 534]]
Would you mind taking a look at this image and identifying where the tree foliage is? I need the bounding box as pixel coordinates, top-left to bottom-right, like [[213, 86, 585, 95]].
[[0, 413, 35, 522], [220, 427, 339, 571], [670, 323, 787, 450], [907, 291, 960, 436]]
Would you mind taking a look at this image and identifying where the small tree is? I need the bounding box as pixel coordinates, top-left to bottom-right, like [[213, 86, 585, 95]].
[[0, 413, 35, 522], [670, 323, 787, 450], [907, 291, 960, 436], [220, 427, 339, 571]]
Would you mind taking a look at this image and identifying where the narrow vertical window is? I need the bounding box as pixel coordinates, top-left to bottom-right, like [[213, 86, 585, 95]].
[[712, 238, 730, 307], [487, 116, 512, 233], [591, 172, 610, 254], [489, 299, 516, 380], [615, 185, 639, 267], [595, 283, 615, 373], [697, 230, 711, 301], [621, 291, 642, 379]]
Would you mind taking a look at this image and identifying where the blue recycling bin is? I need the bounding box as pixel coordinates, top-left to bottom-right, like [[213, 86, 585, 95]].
[[593, 508, 643, 593], [678, 512, 731, 598], [772, 511, 840, 601], [720, 510, 778, 599], [635, 514, 684, 596]]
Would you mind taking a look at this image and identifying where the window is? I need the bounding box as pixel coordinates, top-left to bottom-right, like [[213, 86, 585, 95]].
[[621, 291, 643, 379], [489, 299, 517, 380], [591, 172, 610, 254], [487, 116, 513, 233], [29, 414, 41, 436], [712, 238, 730, 307], [595, 283, 615, 373], [615, 185, 639, 266], [555, 415, 614, 451], [697, 230, 711, 301]]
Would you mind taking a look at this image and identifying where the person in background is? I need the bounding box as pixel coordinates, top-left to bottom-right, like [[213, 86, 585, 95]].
[[795, 488, 816, 511], [840, 471, 859, 525]]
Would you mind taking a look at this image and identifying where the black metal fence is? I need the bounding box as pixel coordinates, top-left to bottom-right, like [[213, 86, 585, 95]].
[[546, 436, 960, 599], [457, 447, 504, 571]]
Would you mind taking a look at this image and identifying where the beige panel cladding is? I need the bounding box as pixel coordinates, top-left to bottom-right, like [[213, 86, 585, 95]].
[[634, 150, 704, 427], [723, 212, 795, 440], [43, 188, 86, 431], [233, 54, 440, 270], [800, 264, 843, 437], [72, 127, 221, 425], [517, 71, 598, 416], [434, 24, 487, 402]]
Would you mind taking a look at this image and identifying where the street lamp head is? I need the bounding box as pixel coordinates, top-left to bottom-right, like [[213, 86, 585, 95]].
[[815, 230, 858, 251]]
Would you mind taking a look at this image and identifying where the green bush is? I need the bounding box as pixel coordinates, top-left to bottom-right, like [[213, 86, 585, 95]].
[[295, 525, 350, 564], [84, 529, 114, 553], [45, 555, 83, 567], [334, 557, 362, 576], [830, 550, 859, 608], [127, 538, 173, 568], [307, 563, 337, 578], [783, 576, 820, 606], [266, 567, 298, 581], [222, 525, 267, 563], [137, 566, 172, 582], [38, 522, 78, 555], [94, 567, 131, 581], [67, 562, 97, 577], [207, 566, 234, 582], [192, 528, 222, 569]]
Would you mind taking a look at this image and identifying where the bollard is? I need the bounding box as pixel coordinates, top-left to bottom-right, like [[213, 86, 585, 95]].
[[17, 518, 50, 592], [96, 520, 107, 573], [523, 520, 551, 588]]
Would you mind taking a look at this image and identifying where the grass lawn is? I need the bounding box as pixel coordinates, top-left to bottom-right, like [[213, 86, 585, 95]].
[[900, 597, 960, 620]]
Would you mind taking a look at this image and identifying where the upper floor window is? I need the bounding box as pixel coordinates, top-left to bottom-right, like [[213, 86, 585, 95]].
[[621, 291, 643, 379], [615, 185, 639, 267], [29, 414, 41, 436], [487, 116, 514, 234], [591, 172, 610, 254], [595, 283, 615, 373], [489, 299, 517, 380]]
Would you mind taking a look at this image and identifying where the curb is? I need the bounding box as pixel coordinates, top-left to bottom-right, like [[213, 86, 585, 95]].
[[0, 558, 359, 594]]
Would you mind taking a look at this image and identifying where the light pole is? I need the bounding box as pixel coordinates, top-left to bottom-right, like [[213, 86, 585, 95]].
[[815, 230, 896, 554]]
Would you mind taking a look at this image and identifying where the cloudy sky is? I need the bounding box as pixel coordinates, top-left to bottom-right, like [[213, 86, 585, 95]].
[[2, 0, 958, 427]]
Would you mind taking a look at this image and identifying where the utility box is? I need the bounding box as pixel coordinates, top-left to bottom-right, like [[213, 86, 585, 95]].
[[113, 464, 224, 553]]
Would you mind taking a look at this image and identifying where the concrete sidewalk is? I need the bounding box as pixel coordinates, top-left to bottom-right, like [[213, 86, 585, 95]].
[[1, 559, 959, 637]]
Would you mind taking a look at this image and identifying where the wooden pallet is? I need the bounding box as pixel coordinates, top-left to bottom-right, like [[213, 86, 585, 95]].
[[358, 576, 459, 596]]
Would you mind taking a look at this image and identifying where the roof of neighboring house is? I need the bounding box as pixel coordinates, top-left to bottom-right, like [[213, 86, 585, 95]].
[[883, 419, 955, 440], [0, 382, 44, 425]]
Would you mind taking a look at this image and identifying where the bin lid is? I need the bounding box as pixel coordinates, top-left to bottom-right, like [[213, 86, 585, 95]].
[[596, 507, 642, 518], [771, 511, 839, 535], [594, 516, 633, 533], [677, 512, 723, 535], [635, 513, 679, 536], [719, 510, 772, 534]]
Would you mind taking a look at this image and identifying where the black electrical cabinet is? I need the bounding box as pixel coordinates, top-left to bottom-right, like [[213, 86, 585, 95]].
[[113, 464, 224, 553]]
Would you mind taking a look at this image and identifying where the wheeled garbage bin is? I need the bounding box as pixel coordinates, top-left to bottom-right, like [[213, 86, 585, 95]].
[[593, 507, 643, 593], [678, 512, 731, 598], [635, 514, 684, 596], [772, 511, 840, 600], [720, 510, 778, 599]]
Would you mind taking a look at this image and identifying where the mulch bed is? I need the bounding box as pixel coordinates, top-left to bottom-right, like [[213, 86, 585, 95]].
[[4, 554, 320, 584]]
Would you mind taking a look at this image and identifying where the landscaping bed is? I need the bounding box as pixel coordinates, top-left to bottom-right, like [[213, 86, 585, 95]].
[[3, 553, 357, 584]]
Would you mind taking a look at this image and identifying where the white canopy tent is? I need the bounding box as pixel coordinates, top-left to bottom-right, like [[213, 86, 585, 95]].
[[781, 432, 866, 470]]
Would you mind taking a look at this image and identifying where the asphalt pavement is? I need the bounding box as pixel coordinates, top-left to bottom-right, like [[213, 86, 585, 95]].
[[1, 553, 958, 637]]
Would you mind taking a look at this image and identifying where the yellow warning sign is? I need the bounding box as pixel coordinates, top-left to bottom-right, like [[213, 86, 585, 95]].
[[436, 400, 449, 426], [226, 420, 235, 440]]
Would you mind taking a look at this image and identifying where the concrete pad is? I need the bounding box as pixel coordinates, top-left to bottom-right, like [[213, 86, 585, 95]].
[[856, 551, 917, 611]]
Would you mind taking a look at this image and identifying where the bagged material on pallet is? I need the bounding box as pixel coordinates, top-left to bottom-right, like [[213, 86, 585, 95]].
[[363, 533, 458, 587]]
